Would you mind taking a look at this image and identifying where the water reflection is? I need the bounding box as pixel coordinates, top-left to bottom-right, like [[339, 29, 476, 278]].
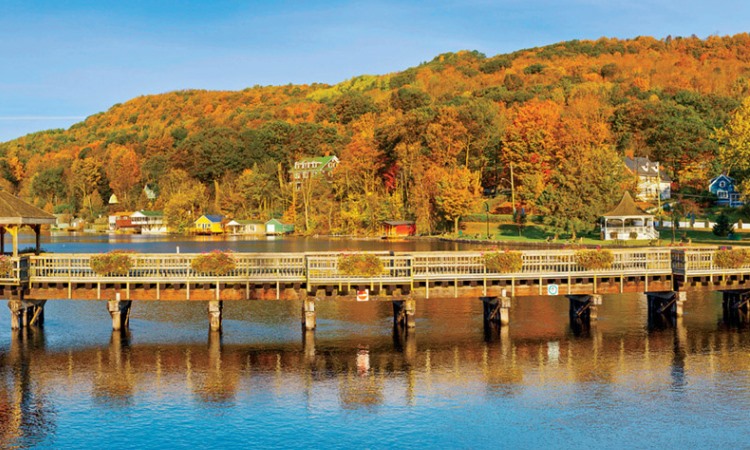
[[0, 328, 56, 448], [3, 294, 750, 447]]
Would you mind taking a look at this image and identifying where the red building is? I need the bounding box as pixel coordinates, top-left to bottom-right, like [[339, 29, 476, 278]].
[[381, 220, 416, 237]]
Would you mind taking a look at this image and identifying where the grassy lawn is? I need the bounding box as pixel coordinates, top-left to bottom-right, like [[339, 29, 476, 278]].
[[458, 221, 750, 247]]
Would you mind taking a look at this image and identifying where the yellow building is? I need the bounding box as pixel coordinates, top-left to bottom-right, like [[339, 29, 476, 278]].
[[194, 215, 224, 234]]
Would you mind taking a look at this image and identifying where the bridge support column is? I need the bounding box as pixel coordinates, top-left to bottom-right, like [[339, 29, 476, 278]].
[[722, 290, 750, 312], [722, 290, 750, 323], [8, 298, 46, 330], [393, 298, 416, 329], [302, 297, 316, 331], [107, 296, 132, 331], [567, 294, 602, 322], [207, 300, 223, 332], [647, 291, 686, 317], [481, 294, 511, 326]]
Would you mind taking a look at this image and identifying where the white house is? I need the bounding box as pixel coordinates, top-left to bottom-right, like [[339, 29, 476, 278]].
[[625, 157, 671, 201]]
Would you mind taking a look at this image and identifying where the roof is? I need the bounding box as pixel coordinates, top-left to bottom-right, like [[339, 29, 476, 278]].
[[227, 219, 264, 226], [265, 218, 283, 225], [383, 220, 415, 226], [709, 174, 734, 189], [603, 192, 653, 217], [198, 214, 223, 223], [624, 157, 671, 182], [139, 210, 163, 217], [0, 191, 56, 225], [292, 156, 340, 171]]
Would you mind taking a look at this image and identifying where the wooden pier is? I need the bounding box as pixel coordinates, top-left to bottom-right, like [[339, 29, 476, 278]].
[[3, 246, 750, 332]]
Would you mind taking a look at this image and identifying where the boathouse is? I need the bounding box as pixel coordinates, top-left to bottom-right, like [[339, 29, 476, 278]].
[[381, 220, 416, 237], [226, 219, 265, 236], [194, 215, 224, 234], [601, 192, 658, 241], [265, 218, 294, 235]]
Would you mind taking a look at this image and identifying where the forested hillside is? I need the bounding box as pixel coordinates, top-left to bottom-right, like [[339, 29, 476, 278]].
[[3, 34, 750, 235]]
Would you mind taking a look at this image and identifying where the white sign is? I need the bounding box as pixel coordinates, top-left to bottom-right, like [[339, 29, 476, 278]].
[[356, 289, 369, 302], [547, 284, 559, 296]]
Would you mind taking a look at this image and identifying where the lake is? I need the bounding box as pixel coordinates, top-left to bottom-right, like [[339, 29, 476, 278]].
[[1, 236, 750, 448]]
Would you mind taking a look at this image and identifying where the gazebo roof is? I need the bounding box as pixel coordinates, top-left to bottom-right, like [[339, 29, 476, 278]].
[[603, 192, 652, 217], [0, 191, 56, 225]]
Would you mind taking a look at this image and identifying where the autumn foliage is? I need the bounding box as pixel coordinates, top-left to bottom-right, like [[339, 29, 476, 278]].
[[3, 35, 750, 235]]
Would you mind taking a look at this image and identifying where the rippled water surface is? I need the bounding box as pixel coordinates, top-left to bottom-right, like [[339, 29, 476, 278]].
[[1, 237, 750, 448]]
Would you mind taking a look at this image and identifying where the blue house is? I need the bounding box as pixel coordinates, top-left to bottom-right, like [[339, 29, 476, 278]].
[[709, 174, 744, 208]]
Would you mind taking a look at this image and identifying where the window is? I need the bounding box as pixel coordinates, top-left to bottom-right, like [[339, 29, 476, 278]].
[[719, 180, 727, 188], [718, 190, 728, 199]]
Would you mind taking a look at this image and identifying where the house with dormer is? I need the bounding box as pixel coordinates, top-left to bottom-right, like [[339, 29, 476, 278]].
[[709, 174, 743, 208], [290, 156, 340, 190], [624, 157, 671, 201]]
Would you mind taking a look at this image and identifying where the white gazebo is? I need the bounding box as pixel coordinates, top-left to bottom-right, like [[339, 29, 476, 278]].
[[601, 192, 658, 241]]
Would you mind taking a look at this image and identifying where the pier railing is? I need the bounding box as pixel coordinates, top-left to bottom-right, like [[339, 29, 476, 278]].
[[671, 247, 750, 275], [24, 248, 675, 286]]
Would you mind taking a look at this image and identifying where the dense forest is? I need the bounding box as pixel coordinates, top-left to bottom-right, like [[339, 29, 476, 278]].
[[3, 34, 750, 236]]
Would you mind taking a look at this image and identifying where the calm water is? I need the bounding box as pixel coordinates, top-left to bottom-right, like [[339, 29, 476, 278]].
[[1, 236, 750, 448]]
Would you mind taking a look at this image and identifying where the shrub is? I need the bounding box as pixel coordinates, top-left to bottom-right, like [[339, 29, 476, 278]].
[[714, 249, 748, 269], [713, 212, 733, 237], [575, 249, 614, 270], [90, 250, 134, 276], [338, 253, 384, 277], [0, 255, 14, 276], [484, 251, 523, 273], [191, 250, 236, 276]]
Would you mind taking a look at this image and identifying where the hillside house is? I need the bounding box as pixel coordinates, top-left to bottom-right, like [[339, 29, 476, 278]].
[[290, 156, 339, 190], [624, 157, 671, 201], [709, 174, 743, 208], [194, 215, 224, 234]]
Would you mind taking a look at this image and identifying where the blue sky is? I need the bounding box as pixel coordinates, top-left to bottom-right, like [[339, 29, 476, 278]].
[[1, 0, 749, 142]]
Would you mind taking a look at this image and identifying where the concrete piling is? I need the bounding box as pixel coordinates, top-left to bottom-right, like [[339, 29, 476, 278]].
[[207, 300, 223, 332], [302, 297, 316, 331]]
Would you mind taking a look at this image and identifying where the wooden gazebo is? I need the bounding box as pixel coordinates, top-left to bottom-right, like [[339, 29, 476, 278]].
[[0, 191, 56, 256], [601, 192, 658, 241]]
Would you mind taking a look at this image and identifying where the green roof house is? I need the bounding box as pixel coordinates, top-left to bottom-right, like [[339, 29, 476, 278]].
[[290, 156, 339, 190], [265, 218, 294, 235]]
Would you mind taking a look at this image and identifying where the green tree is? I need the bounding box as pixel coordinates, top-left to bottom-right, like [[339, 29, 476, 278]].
[[713, 211, 733, 237]]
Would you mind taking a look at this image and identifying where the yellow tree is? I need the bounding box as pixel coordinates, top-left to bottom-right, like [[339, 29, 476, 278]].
[[435, 166, 481, 235], [715, 96, 750, 177]]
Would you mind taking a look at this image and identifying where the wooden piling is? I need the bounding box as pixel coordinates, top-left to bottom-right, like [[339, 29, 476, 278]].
[[302, 297, 316, 331]]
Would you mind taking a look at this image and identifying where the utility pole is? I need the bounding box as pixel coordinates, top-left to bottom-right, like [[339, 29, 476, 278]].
[[510, 163, 516, 215]]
